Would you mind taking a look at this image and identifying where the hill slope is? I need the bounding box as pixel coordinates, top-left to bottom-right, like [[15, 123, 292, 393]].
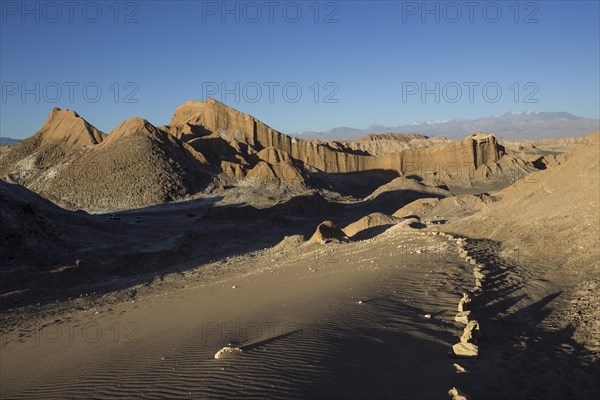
[[1, 100, 539, 210], [449, 132, 599, 271], [0, 110, 211, 211]]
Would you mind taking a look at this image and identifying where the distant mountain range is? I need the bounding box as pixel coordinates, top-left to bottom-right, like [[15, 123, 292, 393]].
[[0, 137, 20, 146], [294, 112, 600, 141]]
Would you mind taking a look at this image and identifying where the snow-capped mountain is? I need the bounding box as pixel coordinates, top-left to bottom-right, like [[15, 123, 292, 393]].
[[294, 112, 599, 140]]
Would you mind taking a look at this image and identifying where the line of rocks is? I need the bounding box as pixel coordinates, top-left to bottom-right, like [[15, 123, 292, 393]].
[[447, 235, 484, 359], [437, 232, 487, 400]]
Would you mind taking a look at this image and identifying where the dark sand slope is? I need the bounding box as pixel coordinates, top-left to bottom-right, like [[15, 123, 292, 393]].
[[2, 229, 474, 399], [449, 236, 599, 400], [2, 227, 598, 399]]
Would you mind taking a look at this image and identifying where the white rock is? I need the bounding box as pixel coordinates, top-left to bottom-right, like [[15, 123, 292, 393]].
[[214, 346, 242, 359], [448, 386, 471, 399], [453, 363, 468, 374], [473, 270, 485, 280], [458, 292, 471, 312], [455, 311, 474, 324], [460, 320, 481, 344], [452, 342, 479, 358]]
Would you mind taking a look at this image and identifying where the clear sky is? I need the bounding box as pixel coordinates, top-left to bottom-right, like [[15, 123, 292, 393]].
[[1, 0, 599, 138]]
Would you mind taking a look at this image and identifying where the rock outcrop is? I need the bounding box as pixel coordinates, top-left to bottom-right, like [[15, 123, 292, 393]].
[[1, 98, 529, 210], [356, 133, 429, 142], [164, 98, 507, 186], [308, 221, 348, 244], [35, 107, 106, 147], [344, 134, 451, 156]]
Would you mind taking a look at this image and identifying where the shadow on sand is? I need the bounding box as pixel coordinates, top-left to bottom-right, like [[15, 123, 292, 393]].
[[1, 183, 450, 310]]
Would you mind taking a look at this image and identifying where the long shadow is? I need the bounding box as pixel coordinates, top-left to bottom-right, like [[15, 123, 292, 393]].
[[307, 168, 401, 198], [2, 189, 345, 310], [2, 182, 450, 315], [349, 224, 396, 241], [238, 329, 304, 352], [445, 235, 600, 400]]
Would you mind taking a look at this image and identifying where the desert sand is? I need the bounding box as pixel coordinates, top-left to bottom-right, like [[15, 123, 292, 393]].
[[1, 100, 599, 399]]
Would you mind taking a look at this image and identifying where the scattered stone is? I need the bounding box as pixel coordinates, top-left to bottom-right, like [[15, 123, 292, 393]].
[[458, 292, 471, 312], [448, 386, 471, 400], [424, 314, 432, 319], [452, 342, 479, 358], [453, 363, 468, 374], [513, 341, 527, 350], [214, 346, 242, 359], [455, 311, 474, 324], [473, 270, 485, 280], [460, 320, 481, 344], [231, 285, 237, 289]]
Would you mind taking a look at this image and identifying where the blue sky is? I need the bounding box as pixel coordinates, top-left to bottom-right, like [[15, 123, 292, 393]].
[[1, 0, 599, 138]]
